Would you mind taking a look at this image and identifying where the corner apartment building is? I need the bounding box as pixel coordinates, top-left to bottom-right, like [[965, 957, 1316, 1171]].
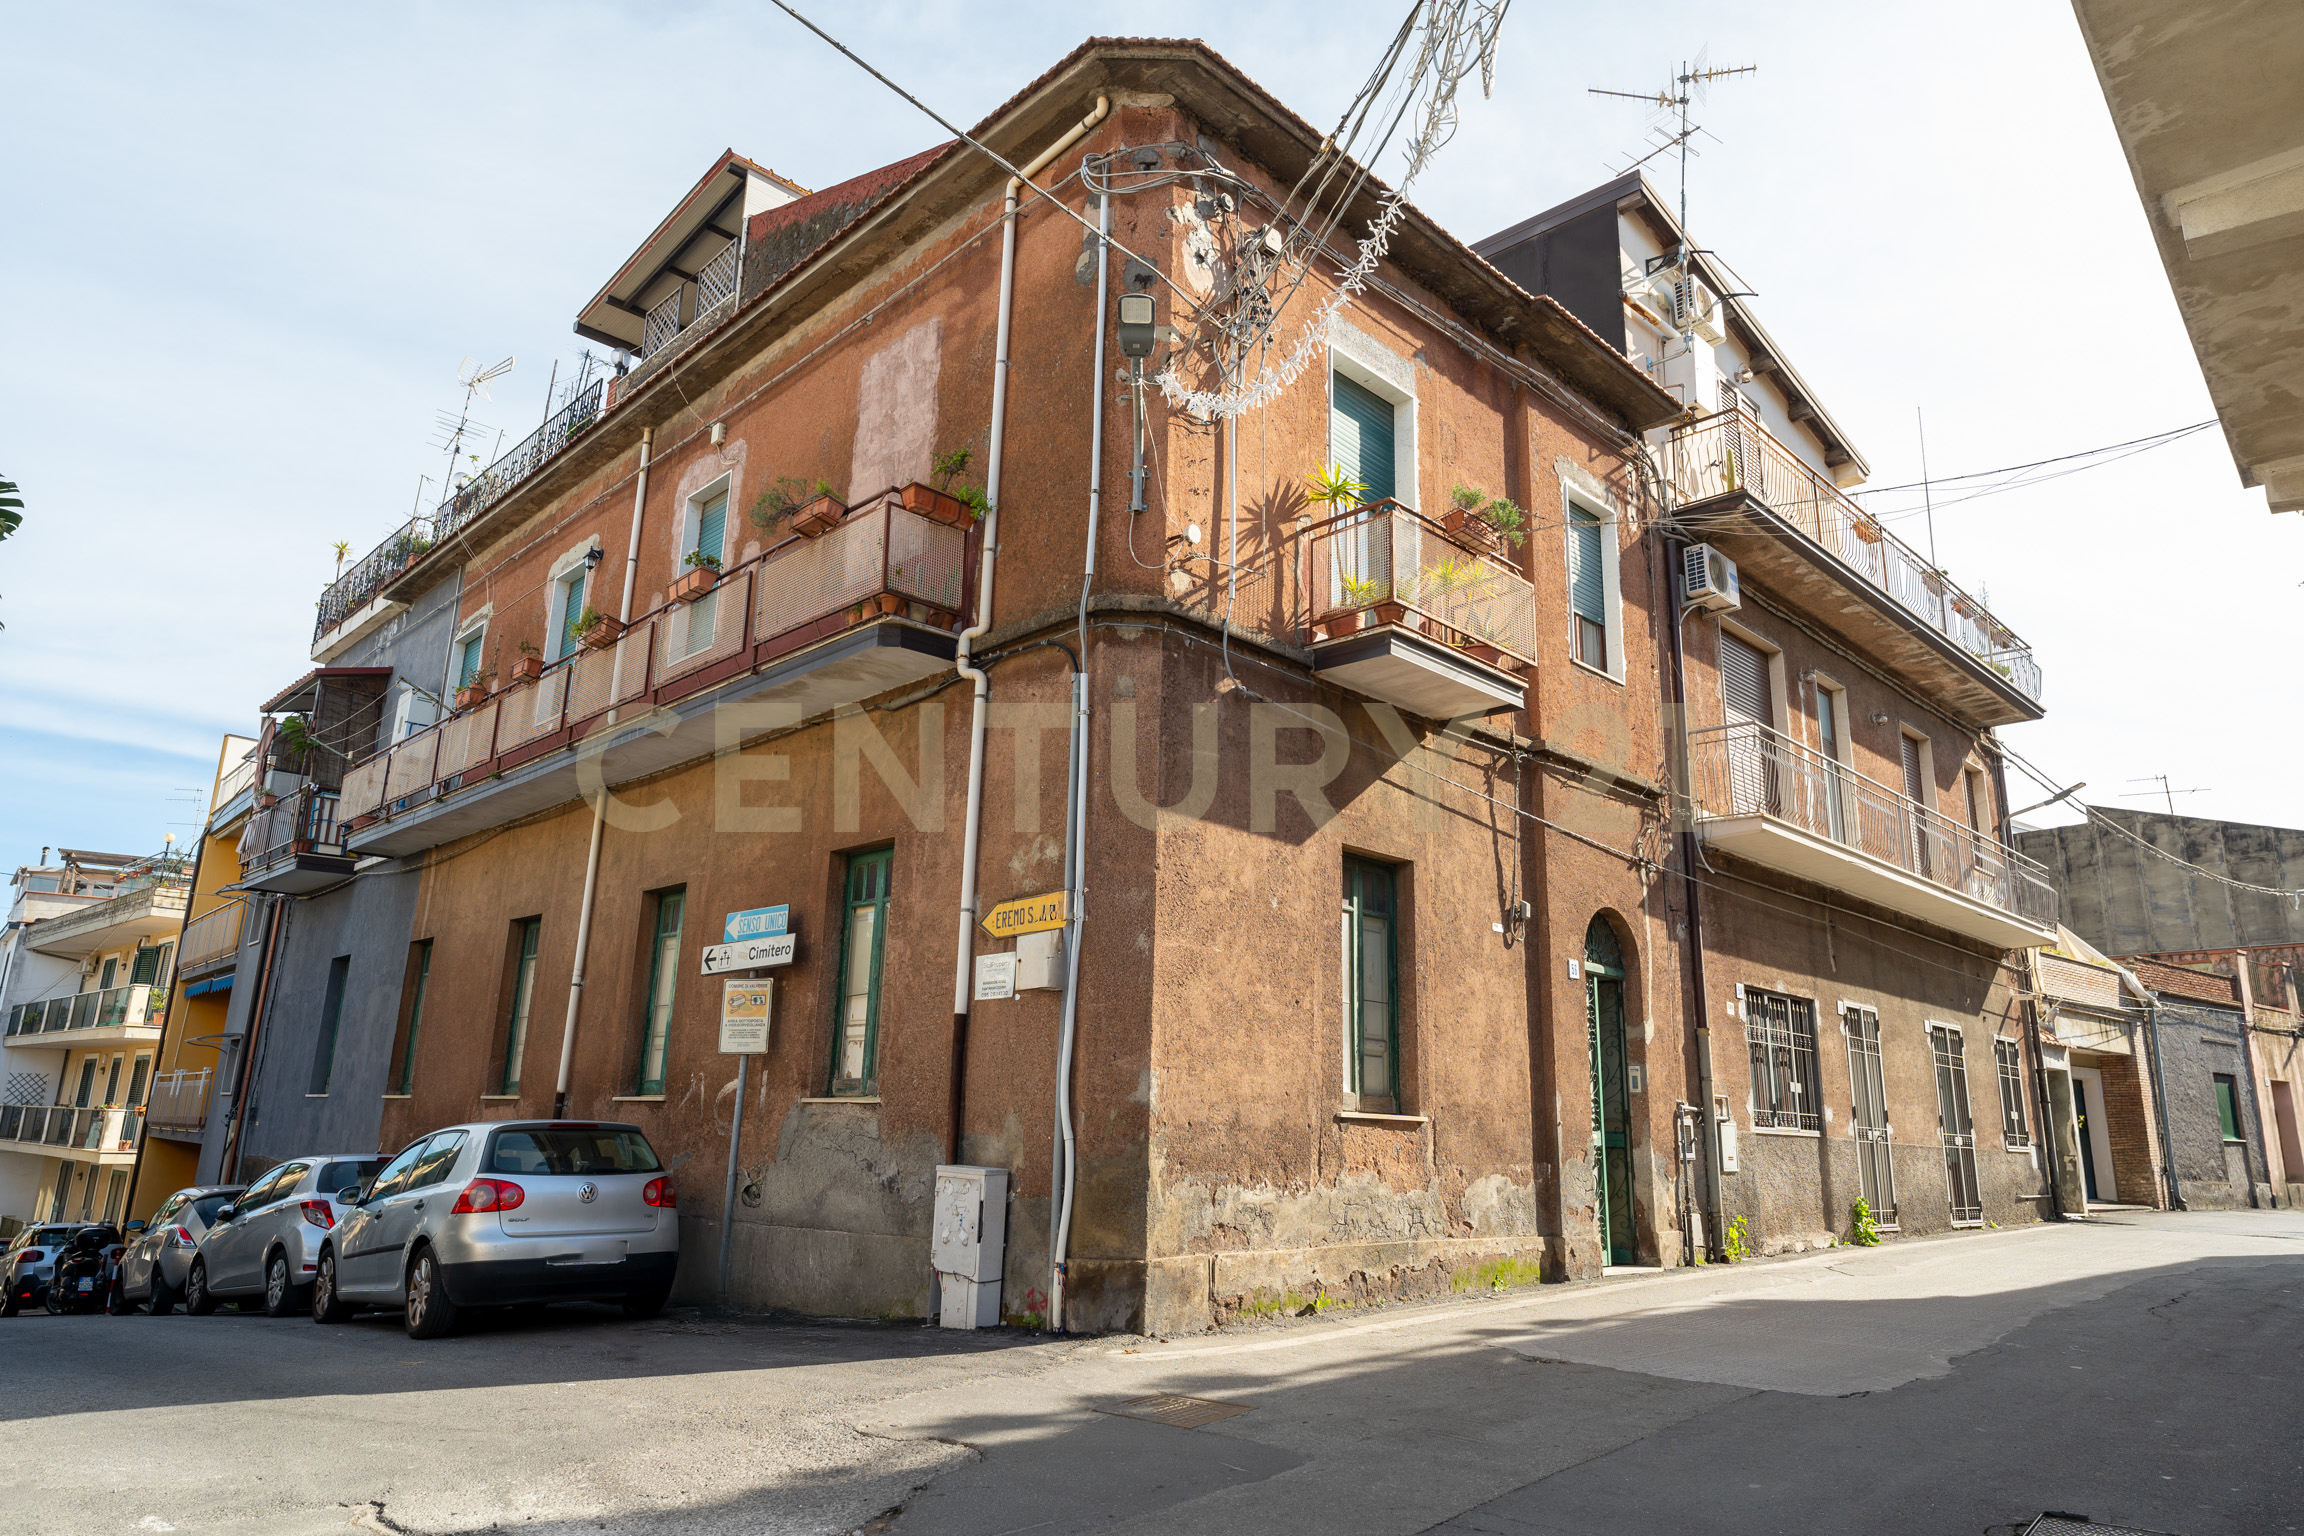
[[1477, 172, 2060, 1250], [0, 851, 187, 1231]]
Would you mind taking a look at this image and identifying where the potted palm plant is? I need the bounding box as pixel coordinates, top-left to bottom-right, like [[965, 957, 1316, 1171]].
[[672, 550, 721, 603]]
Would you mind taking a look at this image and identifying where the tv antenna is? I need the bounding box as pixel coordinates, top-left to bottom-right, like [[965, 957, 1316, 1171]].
[[436, 356, 512, 498], [2122, 775, 2211, 817], [1590, 53, 1757, 256]]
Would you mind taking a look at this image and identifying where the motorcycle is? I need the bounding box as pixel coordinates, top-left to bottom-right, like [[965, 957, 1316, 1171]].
[[45, 1225, 122, 1315]]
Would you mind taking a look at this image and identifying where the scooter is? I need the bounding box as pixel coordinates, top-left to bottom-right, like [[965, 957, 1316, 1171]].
[[45, 1225, 122, 1315]]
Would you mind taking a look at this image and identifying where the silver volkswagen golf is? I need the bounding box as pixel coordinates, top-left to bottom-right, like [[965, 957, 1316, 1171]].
[[312, 1120, 678, 1338]]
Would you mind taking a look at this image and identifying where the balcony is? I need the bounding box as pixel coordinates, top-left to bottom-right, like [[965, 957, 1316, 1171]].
[[1662, 409, 2043, 726], [1687, 721, 2058, 948], [0, 1105, 144, 1163], [4, 984, 164, 1049], [145, 1069, 213, 1138], [312, 378, 605, 657], [24, 883, 187, 962], [1296, 502, 1535, 719], [231, 784, 352, 894], [177, 901, 247, 978], [337, 489, 975, 859]]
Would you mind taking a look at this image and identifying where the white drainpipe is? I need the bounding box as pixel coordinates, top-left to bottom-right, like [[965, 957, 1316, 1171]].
[[948, 95, 1112, 1151], [553, 424, 653, 1118]]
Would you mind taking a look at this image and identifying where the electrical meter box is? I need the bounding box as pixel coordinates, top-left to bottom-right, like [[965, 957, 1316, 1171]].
[[1015, 929, 1064, 991], [931, 1164, 1009, 1329]]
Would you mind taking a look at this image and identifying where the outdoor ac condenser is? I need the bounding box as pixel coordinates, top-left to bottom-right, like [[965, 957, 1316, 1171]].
[[1682, 544, 1741, 613], [931, 1164, 1009, 1329]]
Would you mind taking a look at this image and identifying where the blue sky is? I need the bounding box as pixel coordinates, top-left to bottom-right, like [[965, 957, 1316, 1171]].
[[2, 1, 2292, 866]]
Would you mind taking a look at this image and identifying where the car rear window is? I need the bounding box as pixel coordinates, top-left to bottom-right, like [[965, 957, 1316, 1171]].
[[188, 1196, 235, 1224], [487, 1127, 661, 1176], [14, 1227, 71, 1251], [317, 1159, 385, 1195]]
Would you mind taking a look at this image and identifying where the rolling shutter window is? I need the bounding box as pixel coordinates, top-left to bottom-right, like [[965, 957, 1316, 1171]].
[[1720, 631, 1770, 726], [1330, 372, 1397, 504], [1900, 735, 1925, 802], [693, 490, 727, 564], [1568, 507, 1607, 668]]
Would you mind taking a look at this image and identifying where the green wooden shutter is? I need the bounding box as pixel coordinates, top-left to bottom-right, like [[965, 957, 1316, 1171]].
[[636, 891, 683, 1095], [1331, 373, 1397, 504], [556, 575, 586, 659], [694, 492, 727, 564], [457, 632, 485, 687], [1568, 508, 1605, 623]]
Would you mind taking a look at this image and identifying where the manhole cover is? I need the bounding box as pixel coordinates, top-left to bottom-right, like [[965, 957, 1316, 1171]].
[[1097, 1393, 1255, 1429], [2023, 1516, 2183, 1536]]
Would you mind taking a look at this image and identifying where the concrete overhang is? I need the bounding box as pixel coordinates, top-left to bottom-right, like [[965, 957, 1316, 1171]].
[[226, 851, 357, 896], [1310, 624, 1526, 721], [2072, 0, 2304, 512], [1698, 813, 2056, 950], [349, 620, 958, 859], [1677, 492, 2043, 727], [26, 887, 189, 960], [574, 153, 807, 352], [311, 594, 407, 664]]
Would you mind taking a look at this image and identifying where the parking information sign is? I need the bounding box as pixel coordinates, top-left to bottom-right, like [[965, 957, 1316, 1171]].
[[719, 979, 772, 1054], [723, 905, 790, 943]]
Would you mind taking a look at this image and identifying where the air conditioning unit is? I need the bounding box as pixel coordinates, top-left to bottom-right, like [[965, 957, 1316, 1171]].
[[1683, 544, 1741, 612], [1679, 275, 1726, 344]]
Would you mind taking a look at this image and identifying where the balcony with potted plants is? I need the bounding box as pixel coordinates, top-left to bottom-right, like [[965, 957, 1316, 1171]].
[[1297, 473, 1537, 720], [3, 983, 165, 1052], [0, 1103, 145, 1164], [232, 781, 351, 895], [334, 476, 979, 858]]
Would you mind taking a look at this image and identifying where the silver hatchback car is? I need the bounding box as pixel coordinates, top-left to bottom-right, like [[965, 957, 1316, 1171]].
[[185, 1155, 385, 1318], [313, 1120, 678, 1338], [113, 1187, 242, 1314]]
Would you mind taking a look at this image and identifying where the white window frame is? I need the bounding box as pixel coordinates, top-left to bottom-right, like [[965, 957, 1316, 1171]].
[[680, 474, 734, 566], [450, 615, 489, 691], [1327, 321, 1418, 511], [1561, 488, 1625, 683]]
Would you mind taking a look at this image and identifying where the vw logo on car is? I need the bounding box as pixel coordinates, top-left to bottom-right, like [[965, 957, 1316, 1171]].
[[577, 1182, 598, 1204]]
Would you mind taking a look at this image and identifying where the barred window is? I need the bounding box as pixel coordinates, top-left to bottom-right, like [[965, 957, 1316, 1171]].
[[1745, 989, 1821, 1130], [1993, 1037, 2030, 1147]]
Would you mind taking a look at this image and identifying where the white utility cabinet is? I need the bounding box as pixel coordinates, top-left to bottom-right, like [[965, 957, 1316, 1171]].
[[931, 1164, 1009, 1329]]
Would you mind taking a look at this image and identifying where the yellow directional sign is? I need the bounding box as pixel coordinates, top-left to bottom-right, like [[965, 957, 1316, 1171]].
[[981, 890, 1069, 938]]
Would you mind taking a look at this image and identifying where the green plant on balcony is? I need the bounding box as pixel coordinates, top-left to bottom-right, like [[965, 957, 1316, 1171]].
[[1306, 463, 1370, 515], [748, 476, 822, 534], [272, 714, 313, 759], [682, 550, 722, 571], [1337, 573, 1389, 610], [931, 447, 974, 491], [1446, 484, 1526, 548]]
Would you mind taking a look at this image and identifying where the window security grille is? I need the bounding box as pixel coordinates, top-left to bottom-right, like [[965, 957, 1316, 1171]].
[[1929, 1025, 1984, 1225], [1994, 1037, 2030, 1147], [1746, 990, 1820, 1130], [1843, 1006, 1897, 1225]]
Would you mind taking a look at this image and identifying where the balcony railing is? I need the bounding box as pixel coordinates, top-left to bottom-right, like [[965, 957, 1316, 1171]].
[[178, 901, 247, 972], [1687, 720, 2058, 928], [5, 984, 158, 1040], [0, 1105, 143, 1155], [1662, 410, 2042, 704], [1298, 501, 1538, 668], [237, 785, 343, 876], [314, 377, 607, 646], [213, 749, 258, 813], [145, 1069, 213, 1134], [337, 491, 974, 831]]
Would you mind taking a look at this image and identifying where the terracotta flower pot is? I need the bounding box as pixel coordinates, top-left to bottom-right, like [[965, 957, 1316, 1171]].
[[1324, 610, 1362, 637], [901, 483, 968, 526], [671, 566, 720, 603], [872, 593, 905, 616], [1373, 601, 1408, 627], [454, 684, 489, 709], [791, 494, 844, 537], [581, 615, 625, 650], [1444, 509, 1502, 553], [509, 656, 543, 684], [1462, 641, 1503, 666]]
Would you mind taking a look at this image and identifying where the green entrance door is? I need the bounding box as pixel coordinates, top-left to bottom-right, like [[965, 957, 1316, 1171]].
[[1585, 918, 1636, 1266]]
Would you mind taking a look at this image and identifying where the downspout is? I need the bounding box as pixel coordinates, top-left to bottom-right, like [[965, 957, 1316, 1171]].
[[948, 95, 1111, 1165], [1049, 173, 1110, 1332], [553, 424, 654, 1119], [1664, 534, 1726, 1262]]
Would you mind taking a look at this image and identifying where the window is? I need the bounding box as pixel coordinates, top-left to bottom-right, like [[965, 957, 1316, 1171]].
[[318, 1159, 384, 1196], [1962, 767, 1987, 834], [454, 626, 488, 689], [1744, 989, 1820, 1130], [500, 919, 543, 1095], [48, 1163, 71, 1221], [101, 1172, 126, 1225], [830, 850, 893, 1096], [364, 1139, 430, 1202], [2215, 1074, 2245, 1143], [1330, 371, 1397, 503], [1567, 504, 1609, 670], [675, 489, 729, 661], [1993, 1037, 2030, 1147], [128, 1055, 150, 1107], [246, 1163, 308, 1210], [635, 889, 684, 1095], [1815, 683, 1850, 842], [72, 1059, 96, 1107], [99, 958, 118, 991], [409, 1130, 468, 1189], [393, 941, 432, 1095], [1929, 1025, 1984, 1224], [1899, 731, 1933, 875], [129, 944, 167, 987], [310, 956, 350, 1096], [488, 1126, 661, 1175], [151, 1193, 186, 1225], [102, 1056, 122, 1105], [551, 568, 589, 661], [1342, 858, 1400, 1107]]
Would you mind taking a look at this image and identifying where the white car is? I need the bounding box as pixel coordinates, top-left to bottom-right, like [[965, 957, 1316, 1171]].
[[184, 1155, 385, 1318]]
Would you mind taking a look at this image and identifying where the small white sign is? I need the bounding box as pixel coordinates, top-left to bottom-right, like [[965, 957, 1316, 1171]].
[[719, 978, 772, 1054], [701, 934, 797, 975], [1567, 958, 1581, 980], [974, 952, 1017, 1001]]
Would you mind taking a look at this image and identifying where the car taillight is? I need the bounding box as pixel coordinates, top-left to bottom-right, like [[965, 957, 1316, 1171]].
[[643, 1178, 675, 1208], [17, 1250, 41, 1264], [169, 1227, 195, 1248], [300, 1200, 336, 1230], [450, 1178, 524, 1214]]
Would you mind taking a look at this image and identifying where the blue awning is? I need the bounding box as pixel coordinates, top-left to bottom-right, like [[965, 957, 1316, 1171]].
[[183, 974, 235, 997]]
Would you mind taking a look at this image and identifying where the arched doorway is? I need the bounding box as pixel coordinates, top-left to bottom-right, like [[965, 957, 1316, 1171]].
[[1585, 917, 1636, 1266]]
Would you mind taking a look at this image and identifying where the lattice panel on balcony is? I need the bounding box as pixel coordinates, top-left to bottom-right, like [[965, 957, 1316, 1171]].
[[756, 510, 887, 642], [500, 671, 568, 751], [384, 733, 439, 805], [567, 625, 655, 722], [339, 755, 388, 821], [658, 570, 750, 684]]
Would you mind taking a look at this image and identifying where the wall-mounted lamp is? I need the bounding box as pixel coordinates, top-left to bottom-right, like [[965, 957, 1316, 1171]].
[[1116, 293, 1157, 359], [1870, 710, 1890, 725], [1732, 366, 1756, 384], [584, 546, 606, 571], [710, 422, 727, 447]]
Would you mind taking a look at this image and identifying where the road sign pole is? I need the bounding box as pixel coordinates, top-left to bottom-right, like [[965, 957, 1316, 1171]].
[[717, 1051, 748, 1307]]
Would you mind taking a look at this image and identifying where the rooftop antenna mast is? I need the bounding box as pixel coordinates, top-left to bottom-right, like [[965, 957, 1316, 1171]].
[[437, 356, 513, 504], [2123, 775, 2212, 818]]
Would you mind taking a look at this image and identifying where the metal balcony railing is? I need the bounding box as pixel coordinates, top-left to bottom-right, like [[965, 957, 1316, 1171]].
[[5, 984, 157, 1039], [1662, 409, 2043, 704], [237, 785, 343, 876], [213, 749, 258, 813], [0, 1105, 144, 1154], [1686, 720, 2058, 927], [313, 378, 608, 646], [1298, 500, 1539, 668], [178, 901, 247, 972], [337, 492, 974, 830], [145, 1069, 213, 1134]]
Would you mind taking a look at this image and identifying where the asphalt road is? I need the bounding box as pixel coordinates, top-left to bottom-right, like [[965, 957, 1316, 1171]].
[[5, 1210, 2300, 1536]]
